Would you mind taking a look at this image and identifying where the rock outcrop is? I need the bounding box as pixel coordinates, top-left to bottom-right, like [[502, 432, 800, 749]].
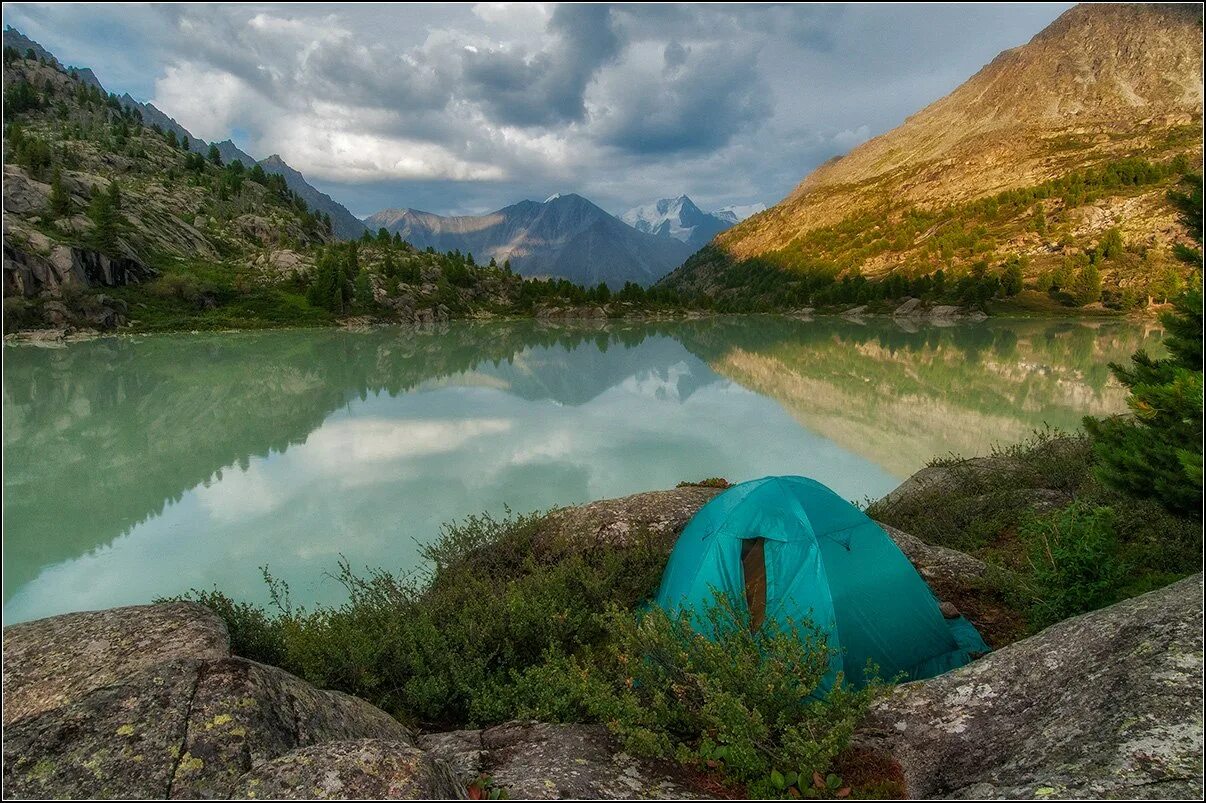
[[535, 485, 724, 549], [857, 573, 1204, 799], [533, 486, 992, 625], [419, 721, 697, 800], [1, 602, 463, 800]]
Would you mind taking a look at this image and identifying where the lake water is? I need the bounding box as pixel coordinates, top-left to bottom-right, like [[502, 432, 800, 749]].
[[3, 315, 1163, 623]]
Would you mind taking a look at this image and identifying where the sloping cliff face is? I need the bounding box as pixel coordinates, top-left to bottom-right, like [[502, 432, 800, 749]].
[[663, 3, 1203, 297]]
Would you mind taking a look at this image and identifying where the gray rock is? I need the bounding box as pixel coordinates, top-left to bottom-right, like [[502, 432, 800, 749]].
[[894, 297, 924, 317], [857, 574, 1204, 799], [1, 603, 436, 800], [169, 658, 413, 799], [928, 305, 963, 319], [230, 739, 464, 800], [419, 721, 697, 800], [2, 602, 229, 727], [2, 166, 52, 216], [4, 660, 208, 799], [535, 486, 724, 550]]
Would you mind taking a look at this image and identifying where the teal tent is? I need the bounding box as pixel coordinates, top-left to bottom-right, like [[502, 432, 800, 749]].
[[654, 476, 988, 689]]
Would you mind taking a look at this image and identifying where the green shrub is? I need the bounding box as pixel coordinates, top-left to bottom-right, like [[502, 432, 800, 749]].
[[1014, 503, 1128, 628], [866, 428, 1094, 554], [181, 510, 669, 728], [495, 596, 879, 798]]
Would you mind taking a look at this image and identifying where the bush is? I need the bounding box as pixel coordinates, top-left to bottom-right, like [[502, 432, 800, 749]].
[[496, 596, 881, 798], [181, 510, 670, 728], [1013, 503, 1128, 629]]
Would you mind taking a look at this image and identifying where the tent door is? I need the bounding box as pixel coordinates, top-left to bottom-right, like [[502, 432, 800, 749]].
[[740, 538, 767, 631]]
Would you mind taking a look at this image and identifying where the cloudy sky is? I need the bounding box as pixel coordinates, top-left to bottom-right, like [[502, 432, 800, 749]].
[[5, 2, 1071, 218]]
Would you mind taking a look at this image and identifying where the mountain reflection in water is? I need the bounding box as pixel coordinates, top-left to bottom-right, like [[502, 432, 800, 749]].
[[3, 316, 1161, 622]]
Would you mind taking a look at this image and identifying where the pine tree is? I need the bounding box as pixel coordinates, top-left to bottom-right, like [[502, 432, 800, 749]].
[[87, 184, 119, 253], [1070, 260, 1101, 305], [1084, 173, 1203, 517], [207, 143, 222, 165], [48, 167, 72, 218], [353, 270, 374, 308]]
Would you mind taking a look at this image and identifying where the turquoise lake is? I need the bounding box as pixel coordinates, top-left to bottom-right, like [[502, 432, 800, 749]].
[[2, 315, 1163, 623]]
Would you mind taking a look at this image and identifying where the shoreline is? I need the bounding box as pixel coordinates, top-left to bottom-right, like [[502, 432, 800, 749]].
[[1, 304, 1157, 345]]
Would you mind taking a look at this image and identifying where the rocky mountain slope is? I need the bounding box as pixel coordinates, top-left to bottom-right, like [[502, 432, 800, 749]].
[[366, 193, 696, 287], [621, 195, 735, 250], [260, 154, 367, 240], [2, 49, 331, 308], [2, 28, 366, 244], [661, 3, 1203, 309], [4, 38, 646, 333]]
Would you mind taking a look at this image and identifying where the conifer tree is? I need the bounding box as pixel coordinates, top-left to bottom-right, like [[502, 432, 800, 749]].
[[1084, 174, 1202, 517], [48, 167, 72, 218]]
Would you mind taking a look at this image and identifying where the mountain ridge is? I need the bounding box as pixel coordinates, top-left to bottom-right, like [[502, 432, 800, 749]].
[[366, 193, 695, 287], [2, 27, 366, 243], [661, 2, 1203, 308], [620, 195, 735, 250]]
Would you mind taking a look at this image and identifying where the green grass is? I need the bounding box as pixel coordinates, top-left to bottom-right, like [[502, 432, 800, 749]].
[[867, 430, 1201, 634]]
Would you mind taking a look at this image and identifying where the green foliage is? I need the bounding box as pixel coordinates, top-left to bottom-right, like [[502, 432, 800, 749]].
[[496, 597, 879, 796], [47, 166, 71, 218], [353, 269, 374, 308], [1084, 173, 1203, 518], [306, 250, 350, 313], [86, 182, 121, 254], [207, 142, 223, 165], [869, 430, 1201, 636], [182, 515, 877, 797], [1014, 503, 1128, 629], [180, 509, 670, 727]]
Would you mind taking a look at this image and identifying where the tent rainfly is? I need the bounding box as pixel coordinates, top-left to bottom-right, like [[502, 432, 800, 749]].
[[654, 476, 989, 689]]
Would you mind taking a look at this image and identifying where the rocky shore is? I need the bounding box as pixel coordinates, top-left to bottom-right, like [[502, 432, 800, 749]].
[[3, 477, 1202, 800]]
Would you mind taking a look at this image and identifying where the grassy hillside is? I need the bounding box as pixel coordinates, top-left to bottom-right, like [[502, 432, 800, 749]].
[[661, 4, 1203, 313]]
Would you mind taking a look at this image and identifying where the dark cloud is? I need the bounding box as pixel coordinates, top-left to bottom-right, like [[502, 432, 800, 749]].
[[593, 43, 771, 155], [663, 41, 689, 71], [460, 3, 620, 127]]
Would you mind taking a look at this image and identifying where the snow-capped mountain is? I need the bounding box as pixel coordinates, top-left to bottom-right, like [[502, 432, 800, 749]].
[[620, 195, 751, 250]]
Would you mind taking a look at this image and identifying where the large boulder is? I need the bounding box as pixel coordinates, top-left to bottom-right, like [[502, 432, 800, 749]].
[[857, 574, 1204, 799], [2, 602, 229, 727], [1, 603, 459, 800], [419, 721, 697, 800], [231, 740, 463, 800], [534, 486, 724, 549]]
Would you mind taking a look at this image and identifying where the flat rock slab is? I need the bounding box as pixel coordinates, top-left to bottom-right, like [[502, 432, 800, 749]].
[[231, 739, 464, 800], [2, 602, 230, 726], [857, 573, 1204, 799], [420, 721, 699, 799]]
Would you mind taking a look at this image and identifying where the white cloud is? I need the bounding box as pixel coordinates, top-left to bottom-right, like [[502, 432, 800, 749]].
[[10, 2, 1075, 214]]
